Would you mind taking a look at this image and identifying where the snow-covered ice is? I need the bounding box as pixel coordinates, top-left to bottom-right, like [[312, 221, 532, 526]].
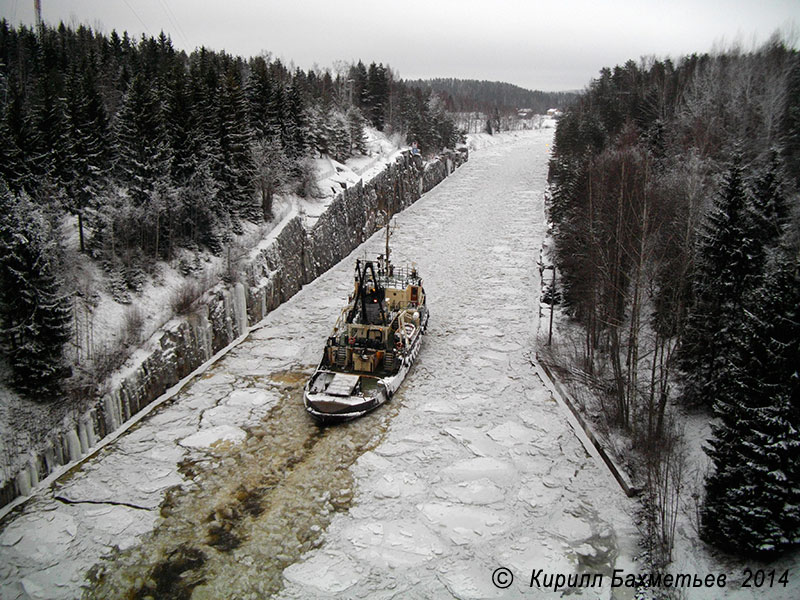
[[273, 129, 639, 599], [0, 128, 641, 600], [178, 424, 246, 448]]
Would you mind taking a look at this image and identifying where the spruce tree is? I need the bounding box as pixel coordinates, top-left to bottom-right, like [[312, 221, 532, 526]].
[[64, 67, 108, 252], [215, 68, 254, 223], [164, 64, 195, 185], [366, 62, 389, 130], [29, 77, 71, 189], [679, 154, 762, 406], [246, 56, 275, 138], [179, 155, 222, 251], [113, 73, 171, 205], [0, 107, 29, 192], [750, 149, 788, 245], [282, 81, 309, 161], [267, 83, 287, 142], [330, 111, 350, 162], [702, 248, 800, 556], [346, 106, 367, 155], [191, 80, 227, 234], [349, 61, 369, 109], [402, 89, 427, 151], [305, 105, 325, 156], [0, 189, 73, 397]]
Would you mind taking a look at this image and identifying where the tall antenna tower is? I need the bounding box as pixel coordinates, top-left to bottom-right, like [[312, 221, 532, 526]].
[[34, 0, 43, 37]]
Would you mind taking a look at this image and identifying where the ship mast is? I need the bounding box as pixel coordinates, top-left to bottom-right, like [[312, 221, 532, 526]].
[[381, 209, 396, 277], [384, 215, 391, 269]]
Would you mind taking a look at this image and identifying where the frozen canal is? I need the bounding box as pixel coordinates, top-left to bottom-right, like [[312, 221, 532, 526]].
[[0, 129, 637, 599]]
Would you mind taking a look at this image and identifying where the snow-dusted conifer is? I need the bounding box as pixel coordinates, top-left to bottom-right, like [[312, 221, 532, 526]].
[[346, 106, 367, 155], [282, 82, 309, 161], [366, 62, 389, 130], [164, 64, 195, 184], [179, 155, 222, 251], [3, 86, 37, 193], [702, 248, 800, 556], [305, 104, 327, 156], [113, 74, 171, 205], [329, 111, 350, 162], [679, 153, 761, 406], [349, 61, 369, 109], [64, 68, 108, 252], [216, 68, 255, 222], [246, 56, 275, 139], [402, 89, 427, 151], [0, 107, 28, 192], [750, 149, 789, 245], [0, 188, 73, 397], [29, 77, 71, 188]]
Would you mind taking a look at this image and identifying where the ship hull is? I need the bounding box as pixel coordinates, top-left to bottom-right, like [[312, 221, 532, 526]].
[[304, 312, 427, 424]]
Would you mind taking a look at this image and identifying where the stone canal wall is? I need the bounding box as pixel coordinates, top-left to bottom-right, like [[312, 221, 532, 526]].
[[0, 147, 467, 510]]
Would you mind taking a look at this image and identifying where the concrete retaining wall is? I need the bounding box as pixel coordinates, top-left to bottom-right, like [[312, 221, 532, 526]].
[[0, 147, 467, 509]]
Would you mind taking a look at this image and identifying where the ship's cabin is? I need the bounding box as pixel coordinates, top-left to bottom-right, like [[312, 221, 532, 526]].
[[324, 272, 425, 376]]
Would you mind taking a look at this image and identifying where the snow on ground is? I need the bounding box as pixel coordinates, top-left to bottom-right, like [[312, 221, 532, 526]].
[[667, 411, 800, 600], [464, 117, 556, 153], [0, 126, 641, 599], [0, 127, 403, 491], [302, 129, 406, 226], [540, 231, 800, 598]]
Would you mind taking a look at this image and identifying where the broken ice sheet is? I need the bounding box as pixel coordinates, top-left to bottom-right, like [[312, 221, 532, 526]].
[[516, 479, 563, 511], [440, 456, 517, 486], [0, 511, 76, 565], [364, 471, 426, 500], [486, 421, 538, 446], [225, 388, 276, 408], [282, 550, 361, 593], [418, 502, 510, 546], [55, 453, 183, 509], [178, 424, 246, 449], [437, 559, 506, 599], [341, 520, 447, 569], [444, 426, 504, 457], [434, 478, 505, 505]]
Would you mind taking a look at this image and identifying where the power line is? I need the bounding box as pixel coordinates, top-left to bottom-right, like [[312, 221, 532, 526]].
[[156, 0, 191, 50], [121, 0, 151, 38]]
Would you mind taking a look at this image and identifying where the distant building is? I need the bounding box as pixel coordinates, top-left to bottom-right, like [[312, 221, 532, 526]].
[[546, 108, 564, 119]]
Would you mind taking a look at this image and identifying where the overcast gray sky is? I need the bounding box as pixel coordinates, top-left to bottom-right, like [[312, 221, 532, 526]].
[[2, 0, 797, 90]]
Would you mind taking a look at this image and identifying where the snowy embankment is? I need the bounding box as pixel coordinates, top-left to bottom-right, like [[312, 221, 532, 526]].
[[0, 126, 411, 505], [539, 229, 800, 597], [75, 127, 407, 364], [668, 416, 800, 599]]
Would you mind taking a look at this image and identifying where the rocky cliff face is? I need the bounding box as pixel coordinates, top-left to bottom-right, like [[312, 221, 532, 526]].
[[0, 147, 467, 509]]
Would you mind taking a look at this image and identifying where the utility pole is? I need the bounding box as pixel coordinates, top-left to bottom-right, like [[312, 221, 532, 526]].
[[547, 266, 556, 346], [34, 0, 43, 37]]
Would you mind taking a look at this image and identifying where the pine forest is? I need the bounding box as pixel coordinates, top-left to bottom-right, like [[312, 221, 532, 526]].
[[545, 39, 800, 562], [0, 20, 464, 402]]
